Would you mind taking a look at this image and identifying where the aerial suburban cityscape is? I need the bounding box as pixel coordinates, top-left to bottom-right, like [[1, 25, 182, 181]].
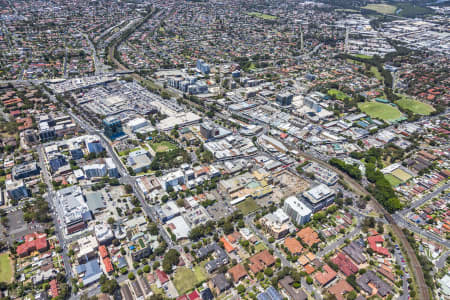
[[0, 0, 449, 300]]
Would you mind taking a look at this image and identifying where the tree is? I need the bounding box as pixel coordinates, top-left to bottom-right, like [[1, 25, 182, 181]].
[[107, 217, 115, 225], [264, 268, 274, 277], [100, 279, 119, 295], [143, 265, 151, 273], [237, 284, 245, 294], [306, 276, 313, 285], [125, 184, 133, 194], [128, 272, 135, 280]]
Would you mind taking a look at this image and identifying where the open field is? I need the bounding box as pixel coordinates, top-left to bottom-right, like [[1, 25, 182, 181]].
[[358, 102, 403, 122], [173, 263, 207, 295], [385, 174, 403, 187], [392, 168, 412, 182], [370, 66, 383, 81], [247, 12, 278, 20], [362, 4, 397, 14], [235, 197, 260, 215], [150, 141, 177, 153], [354, 54, 373, 59], [327, 89, 350, 101], [0, 252, 13, 283], [395, 97, 435, 115]]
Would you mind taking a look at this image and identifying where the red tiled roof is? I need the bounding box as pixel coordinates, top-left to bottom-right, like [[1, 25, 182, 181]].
[[99, 245, 108, 258], [50, 279, 58, 297], [188, 290, 200, 300], [220, 237, 235, 253], [368, 235, 390, 257], [315, 264, 337, 286], [284, 238, 303, 255], [297, 227, 320, 247], [228, 264, 248, 283], [156, 269, 169, 284], [103, 257, 113, 273], [249, 250, 276, 274], [331, 253, 358, 276]]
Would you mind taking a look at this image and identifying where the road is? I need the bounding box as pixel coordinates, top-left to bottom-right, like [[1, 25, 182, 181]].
[[67, 111, 173, 247], [296, 150, 430, 300], [317, 217, 362, 258], [399, 182, 450, 215], [37, 145, 73, 279]]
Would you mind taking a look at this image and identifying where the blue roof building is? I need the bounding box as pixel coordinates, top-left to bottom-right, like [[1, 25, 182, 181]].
[[75, 260, 103, 286]]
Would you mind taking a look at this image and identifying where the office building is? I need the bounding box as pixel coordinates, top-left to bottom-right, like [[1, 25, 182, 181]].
[[85, 136, 104, 153], [283, 196, 312, 225], [103, 117, 124, 140], [301, 184, 335, 212], [276, 92, 293, 106], [55, 186, 92, 234], [83, 164, 107, 178], [12, 162, 40, 179], [6, 179, 29, 201], [196, 59, 210, 74]]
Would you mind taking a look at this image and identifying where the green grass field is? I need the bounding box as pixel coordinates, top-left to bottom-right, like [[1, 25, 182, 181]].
[[395, 97, 435, 115], [235, 197, 260, 215], [354, 54, 373, 59], [370, 66, 383, 81], [358, 102, 403, 122], [150, 141, 177, 153], [173, 264, 208, 295], [254, 242, 268, 252], [247, 12, 278, 20], [362, 4, 397, 14], [0, 252, 13, 283], [328, 89, 350, 101], [385, 174, 403, 187]]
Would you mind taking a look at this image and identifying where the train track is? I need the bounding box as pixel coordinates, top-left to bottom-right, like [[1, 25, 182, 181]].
[[300, 151, 430, 300]]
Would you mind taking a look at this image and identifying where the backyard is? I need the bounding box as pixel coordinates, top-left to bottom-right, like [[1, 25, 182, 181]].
[[0, 252, 13, 283], [358, 102, 403, 122], [173, 263, 208, 295]]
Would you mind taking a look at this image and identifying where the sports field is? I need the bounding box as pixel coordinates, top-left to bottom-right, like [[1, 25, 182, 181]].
[[358, 102, 402, 122], [150, 141, 177, 153], [392, 168, 412, 182], [395, 98, 435, 115], [385, 174, 403, 187], [362, 4, 397, 14], [0, 252, 13, 283], [247, 12, 278, 20]]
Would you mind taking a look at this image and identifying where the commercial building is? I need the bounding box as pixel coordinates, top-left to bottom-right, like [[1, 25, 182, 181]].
[[12, 162, 40, 179], [283, 196, 312, 225], [196, 59, 210, 74], [83, 164, 107, 178], [105, 158, 119, 178], [276, 92, 293, 106], [85, 136, 104, 153], [301, 184, 335, 212], [55, 186, 92, 234], [126, 117, 150, 133], [103, 116, 124, 140], [127, 151, 152, 174], [94, 224, 114, 245], [303, 162, 338, 186], [260, 208, 291, 239], [6, 179, 29, 201]]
